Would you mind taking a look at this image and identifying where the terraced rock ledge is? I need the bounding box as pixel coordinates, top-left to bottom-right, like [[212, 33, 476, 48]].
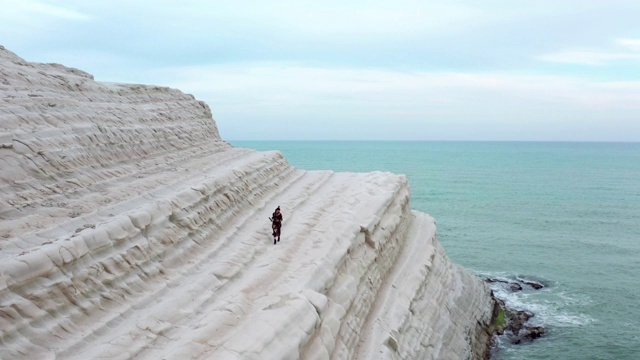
[[0, 46, 496, 359]]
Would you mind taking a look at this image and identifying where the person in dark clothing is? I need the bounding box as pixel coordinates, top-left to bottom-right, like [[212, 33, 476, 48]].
[[270, 206, 283, 244]]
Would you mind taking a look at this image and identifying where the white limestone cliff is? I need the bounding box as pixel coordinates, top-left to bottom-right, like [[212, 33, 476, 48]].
[[0, 46, 496, 359]]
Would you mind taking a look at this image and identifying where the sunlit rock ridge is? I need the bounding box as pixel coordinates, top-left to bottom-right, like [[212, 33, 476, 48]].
[[0, 46, 495, 359]]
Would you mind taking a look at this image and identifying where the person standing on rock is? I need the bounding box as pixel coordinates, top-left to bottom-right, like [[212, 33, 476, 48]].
[[270, 206, 283, 244]]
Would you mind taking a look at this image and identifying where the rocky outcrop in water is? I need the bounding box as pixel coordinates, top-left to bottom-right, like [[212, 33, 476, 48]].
[[0, 46, 496, 359], [493, 298, 545, 345], [485, 277, 546, 347]]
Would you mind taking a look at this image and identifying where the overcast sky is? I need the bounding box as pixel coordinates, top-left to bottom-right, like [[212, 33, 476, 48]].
[[2, 1, 640, 141]]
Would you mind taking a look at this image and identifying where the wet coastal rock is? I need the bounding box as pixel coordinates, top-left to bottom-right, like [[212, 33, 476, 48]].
[[503, 304, 545, 344], [486, 277, 546, 347], [484, 277, 545, 292]]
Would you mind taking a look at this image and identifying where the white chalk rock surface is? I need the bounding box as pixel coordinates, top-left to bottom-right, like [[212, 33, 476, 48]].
[[0, 46, 495, 359]]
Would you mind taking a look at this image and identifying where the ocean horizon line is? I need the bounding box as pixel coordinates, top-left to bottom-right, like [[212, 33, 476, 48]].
[[229, 139, 640, 144]]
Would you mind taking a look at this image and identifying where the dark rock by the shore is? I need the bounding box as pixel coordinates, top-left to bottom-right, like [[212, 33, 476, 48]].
[[486, 278, 546, 349], [484, 277, 544, 292], [521, 279, 544, 289], [504, 307, 545, 344]]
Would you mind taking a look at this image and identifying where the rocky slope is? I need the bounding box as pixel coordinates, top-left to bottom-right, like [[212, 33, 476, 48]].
[[0, 46, 495, 359]]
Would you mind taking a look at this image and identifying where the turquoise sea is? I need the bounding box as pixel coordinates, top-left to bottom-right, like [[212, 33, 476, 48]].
[[232, 141, 640, 360]]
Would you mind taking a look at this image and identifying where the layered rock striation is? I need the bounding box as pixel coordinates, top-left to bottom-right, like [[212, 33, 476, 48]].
[[0, 46, 495, 359]]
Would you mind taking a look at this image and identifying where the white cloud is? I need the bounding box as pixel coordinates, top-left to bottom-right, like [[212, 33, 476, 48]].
[[540, 38, 640, 66], [154, 63, 640, 109], [133, 63, 640, 140], [0, 0, 91, 42], [129, 1, 489, 37], [616, 38, 640, 51], [0, 0, 90, 22], [539, 51, 640, 66], [263, 2, 485, 37], [3, 1, 640, 140]]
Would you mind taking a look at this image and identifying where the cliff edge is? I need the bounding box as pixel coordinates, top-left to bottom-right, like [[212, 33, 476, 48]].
[[0, 46, 495, 359]]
